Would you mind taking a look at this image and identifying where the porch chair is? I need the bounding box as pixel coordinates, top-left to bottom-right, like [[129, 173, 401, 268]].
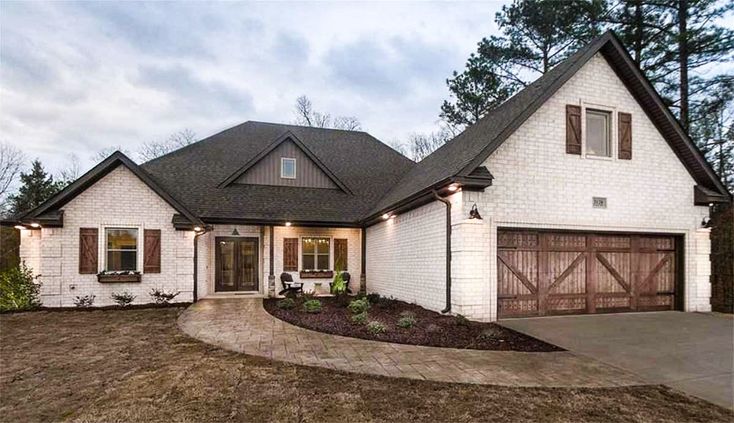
[[279, 272, 304, 296], [341, 272, 353, 294]]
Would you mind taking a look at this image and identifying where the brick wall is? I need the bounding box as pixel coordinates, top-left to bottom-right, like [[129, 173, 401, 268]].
[[366, 53, 711, 321], [468, 53, 711, 320], [273, 226, 361, 295], [366, 194, 463, 314], [19, 165, 195, 307]]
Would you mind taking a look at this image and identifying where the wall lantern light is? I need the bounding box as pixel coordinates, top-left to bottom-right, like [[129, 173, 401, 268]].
[[382, 213, 390, 220], [29, 222, 41, 228], [231, 228, 240, 236], [285, 221, 292, 227], [469, 203, 483, 220]]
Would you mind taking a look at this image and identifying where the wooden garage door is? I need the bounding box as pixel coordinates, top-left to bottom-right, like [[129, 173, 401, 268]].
[[497, 230, 679, 318]]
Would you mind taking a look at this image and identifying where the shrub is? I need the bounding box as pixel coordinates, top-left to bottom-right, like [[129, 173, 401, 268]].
[[149, 288, 181, 305], [477, 326, 503, 341], [399, 310, 416, 319], [74, 294, 95, 308], [366, 293, 381, 304], [302, 290, 317, 301], [277, 297, 296, 310], [351, 311, 368, 325], [330, 266, 346, 296], [455, 314, 470, 327], [111, 291, 136, 307], [397, 315, 416, 329], [366, 321, 386, 335], [0, 263, 41, 312], [334, 292, 351, 308], [347, 298, 370, 314], [303, 299, 322, 313], [376, 295, 397, 309]]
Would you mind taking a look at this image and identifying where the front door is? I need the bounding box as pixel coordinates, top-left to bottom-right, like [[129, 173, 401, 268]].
[[215, 237, 259, 292]]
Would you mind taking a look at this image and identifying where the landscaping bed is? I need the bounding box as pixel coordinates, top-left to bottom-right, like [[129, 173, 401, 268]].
[[263, 295, 563, 352]]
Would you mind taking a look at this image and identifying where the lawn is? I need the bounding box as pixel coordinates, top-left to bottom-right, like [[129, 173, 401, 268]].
[[1, 308, 731, 423]]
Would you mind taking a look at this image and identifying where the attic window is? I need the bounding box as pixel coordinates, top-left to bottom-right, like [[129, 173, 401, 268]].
[[585, 109, 612, 157], [281, 158, 296, 179]]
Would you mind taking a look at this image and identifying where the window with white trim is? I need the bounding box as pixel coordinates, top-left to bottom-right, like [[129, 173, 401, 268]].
[[301, 237, 330, 270], [105, 228, 138, 271], [281, 157, 296, 179], [585, 109, 612, 157]]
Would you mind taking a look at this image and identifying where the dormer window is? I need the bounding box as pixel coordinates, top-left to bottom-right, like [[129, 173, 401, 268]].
[[281, 158, 296, 179]]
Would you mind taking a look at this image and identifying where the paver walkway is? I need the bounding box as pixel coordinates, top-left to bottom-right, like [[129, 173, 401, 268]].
[[178, 299, 642, 387]]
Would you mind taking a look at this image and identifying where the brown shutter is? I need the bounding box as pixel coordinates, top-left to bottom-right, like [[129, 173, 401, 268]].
[[566, 105, 582, 154], [79, 228, 98, 274], [334, 238, 348, 271], [283, 238, 298, 271], [144, 229, 161, 273], [618, 112, 632, 160]]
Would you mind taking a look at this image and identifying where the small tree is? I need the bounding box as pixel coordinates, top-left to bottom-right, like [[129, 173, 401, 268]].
[[0, 263, 41, 312], [7, 160, 63, 215]]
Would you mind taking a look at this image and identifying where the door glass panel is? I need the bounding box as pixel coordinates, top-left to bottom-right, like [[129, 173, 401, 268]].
[[219, 240, 236, 290], [239, 240, 257, 291]]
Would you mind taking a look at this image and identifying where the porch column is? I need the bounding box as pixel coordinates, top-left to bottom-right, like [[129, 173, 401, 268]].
[[268, 225, 276, 297]]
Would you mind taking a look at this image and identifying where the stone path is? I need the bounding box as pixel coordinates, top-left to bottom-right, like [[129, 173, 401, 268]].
[[178, 299, 643, 387]]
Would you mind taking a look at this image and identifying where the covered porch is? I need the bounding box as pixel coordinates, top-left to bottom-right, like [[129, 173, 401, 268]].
[[194, 223, 363, 299]]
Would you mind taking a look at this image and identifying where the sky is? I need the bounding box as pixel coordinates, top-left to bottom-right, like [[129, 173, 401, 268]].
[[0, 1, 507, 175]]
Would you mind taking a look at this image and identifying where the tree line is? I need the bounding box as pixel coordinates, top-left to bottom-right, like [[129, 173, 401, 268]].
[[297, 0, 733, 190]]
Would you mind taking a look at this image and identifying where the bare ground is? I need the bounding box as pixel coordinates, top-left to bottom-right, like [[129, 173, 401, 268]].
[[0, 308, 731, 423]]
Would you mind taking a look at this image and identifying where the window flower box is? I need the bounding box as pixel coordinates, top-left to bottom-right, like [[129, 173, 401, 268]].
[[299, 270, 333, 279], [97, 271, 141, 283]]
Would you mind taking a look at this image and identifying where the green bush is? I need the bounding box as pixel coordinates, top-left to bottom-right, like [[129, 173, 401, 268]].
[[366, 321, 386, 335], [73, 294, 95, 308], [149, 288, 180, 305], [399, 310, 416, 319], [366, 293, 381, 304], [111, 291, 136, 307], [397, 315, 416, 329], [477, 327, 502, 341], [277, 297, 296, 310], [303, 299, 322, 313], [351, 311, 368, 325], [455, 314, 470, 327], [0, 264, 40, 312], [347, 298, 370, 314]]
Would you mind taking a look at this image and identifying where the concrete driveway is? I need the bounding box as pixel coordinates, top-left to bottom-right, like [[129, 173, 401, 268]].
[[500, 311, 734, 410]]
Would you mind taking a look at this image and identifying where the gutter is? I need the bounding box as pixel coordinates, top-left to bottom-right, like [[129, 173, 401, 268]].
[[432, 190, 452, 314]]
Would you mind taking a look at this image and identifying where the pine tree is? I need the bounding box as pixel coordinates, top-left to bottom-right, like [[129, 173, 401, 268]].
[[441, 0, 605, 128], [8, 160, 63, 215]]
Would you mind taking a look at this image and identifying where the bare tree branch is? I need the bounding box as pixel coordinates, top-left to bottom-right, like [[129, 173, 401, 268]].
[[0, 143, 25, 205]]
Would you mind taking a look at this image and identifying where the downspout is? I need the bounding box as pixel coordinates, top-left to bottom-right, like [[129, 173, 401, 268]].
[[432, 190, 452, 314]]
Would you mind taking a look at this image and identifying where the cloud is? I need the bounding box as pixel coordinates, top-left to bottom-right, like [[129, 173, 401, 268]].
[[0, 1, 506, 173], [135, 64, 254, 116]]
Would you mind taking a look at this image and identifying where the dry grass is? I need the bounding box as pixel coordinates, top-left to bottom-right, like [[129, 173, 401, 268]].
[[1, 308, 731, 423]]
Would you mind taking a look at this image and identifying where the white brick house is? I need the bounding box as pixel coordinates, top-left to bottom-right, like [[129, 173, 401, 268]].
[[5, 32, 729, 319]]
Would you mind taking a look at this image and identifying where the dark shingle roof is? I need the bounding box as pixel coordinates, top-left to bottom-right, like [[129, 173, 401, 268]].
[[141, 121, 414, 224]]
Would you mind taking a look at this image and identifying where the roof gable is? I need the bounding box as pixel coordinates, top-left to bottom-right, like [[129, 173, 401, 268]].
[[219, 131, 349, 193], [370, 31, 729, 218], [16, 151, 201, 226]]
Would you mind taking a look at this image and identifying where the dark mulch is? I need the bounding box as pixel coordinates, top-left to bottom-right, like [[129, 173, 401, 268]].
[[264, 296, 563, 352], [2, 308, 731, 422]]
